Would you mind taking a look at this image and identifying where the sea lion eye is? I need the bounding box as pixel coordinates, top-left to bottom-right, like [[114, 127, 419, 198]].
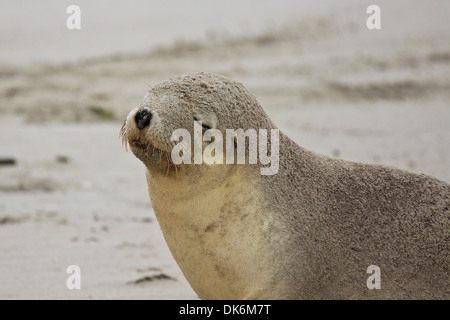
[[194, 117, 211, 130]]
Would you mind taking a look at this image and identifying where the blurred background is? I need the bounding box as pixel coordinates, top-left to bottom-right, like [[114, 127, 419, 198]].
[[0, 0, 449, 299]]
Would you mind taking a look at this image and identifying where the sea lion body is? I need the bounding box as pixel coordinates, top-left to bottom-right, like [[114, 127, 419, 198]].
[[123, 72, 449, 299]]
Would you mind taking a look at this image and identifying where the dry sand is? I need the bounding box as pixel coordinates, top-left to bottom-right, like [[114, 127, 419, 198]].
[[0, 0, 449, 299]]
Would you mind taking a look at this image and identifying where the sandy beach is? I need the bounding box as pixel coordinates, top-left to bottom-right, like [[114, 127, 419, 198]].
[[0, 0, 449, 299]]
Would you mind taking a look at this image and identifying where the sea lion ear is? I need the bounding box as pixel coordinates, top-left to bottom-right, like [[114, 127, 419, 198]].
[[193, 111, 217, 130]]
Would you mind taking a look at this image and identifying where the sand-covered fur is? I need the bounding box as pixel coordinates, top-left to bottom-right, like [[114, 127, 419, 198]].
[[124, 73, 449, 299]]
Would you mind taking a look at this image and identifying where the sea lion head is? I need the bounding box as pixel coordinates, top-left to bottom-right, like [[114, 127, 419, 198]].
[[121, 72, 276, 179]]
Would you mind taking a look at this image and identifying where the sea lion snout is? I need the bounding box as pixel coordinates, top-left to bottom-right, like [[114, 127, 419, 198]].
[[135, 108, 152, 130], [122, 107, 155, 152]]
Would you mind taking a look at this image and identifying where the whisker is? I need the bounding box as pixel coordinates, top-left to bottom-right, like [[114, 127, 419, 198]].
[[165, 153, 170, 177], [119, 120, 128, 151], [143, 82, 153, 90], [174, 162, 178, 179]]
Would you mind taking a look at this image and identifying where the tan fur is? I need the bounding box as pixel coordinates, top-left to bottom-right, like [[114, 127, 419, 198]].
[[123, 72, 449, 299]]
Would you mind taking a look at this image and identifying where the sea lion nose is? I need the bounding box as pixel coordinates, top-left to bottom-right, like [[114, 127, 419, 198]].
[[135, 109, 152, 130]]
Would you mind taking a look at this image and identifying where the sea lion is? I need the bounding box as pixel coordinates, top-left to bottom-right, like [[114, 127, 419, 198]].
[[121, 72, 449, 299]]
